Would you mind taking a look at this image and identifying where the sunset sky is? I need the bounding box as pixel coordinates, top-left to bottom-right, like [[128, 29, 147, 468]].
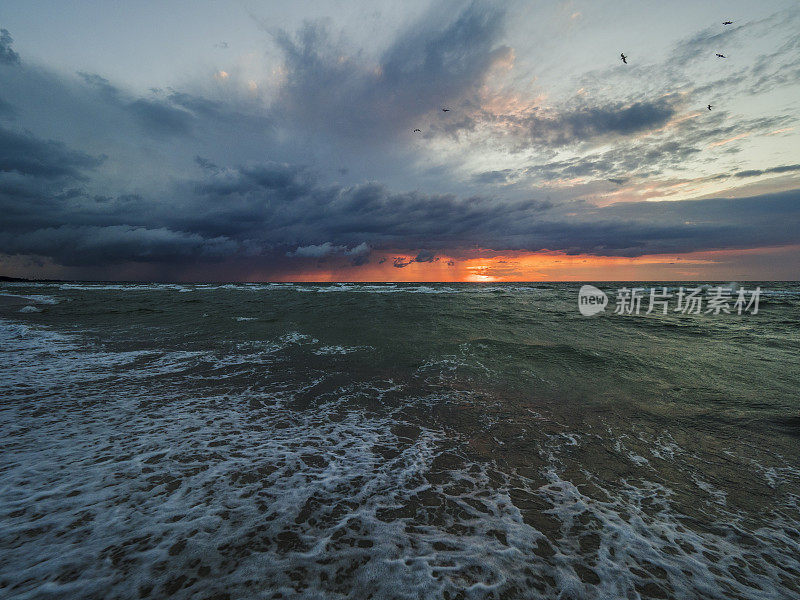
[[1, 0, 798, 281]]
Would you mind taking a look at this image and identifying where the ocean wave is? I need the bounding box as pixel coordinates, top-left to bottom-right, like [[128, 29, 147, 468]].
[[56, 283, 195, 292], [0, 292, 60, 304], [1, 283, 799, 598], [313, 344, 373, 355]]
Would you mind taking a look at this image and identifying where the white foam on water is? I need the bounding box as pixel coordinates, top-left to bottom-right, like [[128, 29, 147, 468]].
[[2, 317, 800, 599], [0, 320, 543, 598], [290, 284, 462, 294], [534, 466, 800, 599], [0, 293, 60, 304], [56, 283, 194, 292], [693, 478, 727, 505], [747, 458, 800, 489], [313, 345, 373, 356], [639, 431, 683, 461], [280, 331, 318, 345], [415, 343, 493, 384], [613, 437, 651, 467]]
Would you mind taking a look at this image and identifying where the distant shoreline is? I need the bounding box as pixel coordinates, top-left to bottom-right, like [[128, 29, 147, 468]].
[[0, 275, 70, 283]]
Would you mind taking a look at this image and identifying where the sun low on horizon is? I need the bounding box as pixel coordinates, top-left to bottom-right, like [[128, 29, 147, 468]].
[[1, 0, 799, 282]]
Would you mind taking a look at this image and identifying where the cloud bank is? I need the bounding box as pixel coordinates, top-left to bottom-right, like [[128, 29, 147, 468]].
[[1, 2, 799, 279]]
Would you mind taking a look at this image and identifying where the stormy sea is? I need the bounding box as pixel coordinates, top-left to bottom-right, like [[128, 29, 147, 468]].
[[1, 281, 799, 600]]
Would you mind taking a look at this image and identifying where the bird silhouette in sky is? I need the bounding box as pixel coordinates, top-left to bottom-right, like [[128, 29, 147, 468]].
[[723, 21, 733, 25], [716, 53, 727, 58], [707, 104, 713, 111], [413, 128, 421, 133], [620, 52, 628, 64], [441, 108, 450, 112]]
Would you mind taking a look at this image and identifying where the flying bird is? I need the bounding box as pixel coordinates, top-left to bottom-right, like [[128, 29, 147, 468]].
[[722, 21, 733, 25], [413, 128, 421, 133], [707, 104, 713, 111], [442, 108, 450, 112], [716, 53, 727, 58], [620, 52, 628, 64]]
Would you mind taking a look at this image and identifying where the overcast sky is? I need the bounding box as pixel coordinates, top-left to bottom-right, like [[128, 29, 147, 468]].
[[1, 0, 798, 281]]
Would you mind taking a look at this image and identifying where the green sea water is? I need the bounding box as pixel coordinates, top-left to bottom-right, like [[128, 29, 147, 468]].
[[1, 281, 799, 599]]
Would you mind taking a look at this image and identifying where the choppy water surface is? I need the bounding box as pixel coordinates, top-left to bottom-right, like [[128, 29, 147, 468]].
[[1, 282, 799, 599]]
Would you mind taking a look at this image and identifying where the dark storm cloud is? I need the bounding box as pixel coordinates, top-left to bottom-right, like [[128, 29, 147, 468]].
[[0, 96, 15, 119], [193, 162, 314, 198], [734, 164, 800, 178], [3, 144, 798, 268], [155, 168, 800, 260], [194, 156, 219, 172], [165, 91, 252, 125], [472, 169, 514, 184], [348, 8, 684, 151], [78, 71, 269, 137], [572, 191, 800, 256], [524, 138, 701, 182], [0, 12, 798, 277], [438, 96, 682, 150], [269, 2, 510, 141], [507, 112, 793, 185], [287, 241, 369, 259], [0, 129, 241, 268], [79, 73, 194, 137], [0, 225, 236, 267], [350, 253, 369, 266], [0, 125, 104, 179], [0, 29, 20, 66], [174, 164, 548, 246], [414, 250, 437, 263], [516, 98, 679, 148], [77, 72, 121, 100]]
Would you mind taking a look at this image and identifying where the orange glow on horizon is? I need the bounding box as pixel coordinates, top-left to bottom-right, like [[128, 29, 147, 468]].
[[251, 245, 800, 283]]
